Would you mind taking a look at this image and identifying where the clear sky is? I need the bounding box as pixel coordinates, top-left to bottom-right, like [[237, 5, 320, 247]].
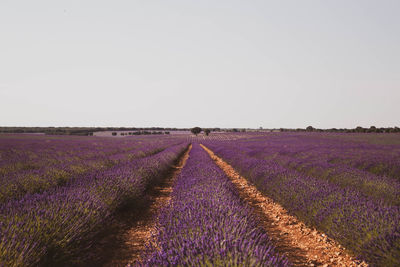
[[1, 0, 399, 129]]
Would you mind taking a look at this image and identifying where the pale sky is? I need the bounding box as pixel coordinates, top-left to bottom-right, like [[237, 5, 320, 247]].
[[1, 0, 399, 129]]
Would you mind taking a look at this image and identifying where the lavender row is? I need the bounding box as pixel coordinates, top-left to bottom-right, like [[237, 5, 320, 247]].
[[205, 142, 400, 266], [242, 133, 400, 181], [143, 144, 288, 266], [0, 135, 181, 177], [270, 152, 400, 205], [0, 143, 188, 266], [0, 134, 138, 170], [224, 135, 400, 205], [0, 135, 183, 203]]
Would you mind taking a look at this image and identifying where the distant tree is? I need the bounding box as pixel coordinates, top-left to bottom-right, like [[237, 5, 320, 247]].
[[306, 126, 315, 132], [112, 132, 117, 136], [191, 127, 202, 135], [204, 129, 210, 136], [164, 131, 170, 134], [355, 126, 365, 133]]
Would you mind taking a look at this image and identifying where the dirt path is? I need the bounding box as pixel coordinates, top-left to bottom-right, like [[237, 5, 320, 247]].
[[201, 144, 367, 267], [83, 145, 191, 267]]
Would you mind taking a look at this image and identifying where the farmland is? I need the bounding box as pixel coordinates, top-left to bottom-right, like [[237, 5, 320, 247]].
[[0, 132, 399, 266]]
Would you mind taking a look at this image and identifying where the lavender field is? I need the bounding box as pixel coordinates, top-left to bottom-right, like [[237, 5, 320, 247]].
[[205, 133, 400, 266], [0, 134, 188, 266], [144, 144, 288, 266], [1, 132, 399, 266]]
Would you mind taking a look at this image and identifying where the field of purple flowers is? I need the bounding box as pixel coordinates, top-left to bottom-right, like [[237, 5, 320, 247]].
[[0, 135, 185, 203], [205, 133, 400, 266], [0, 134, 188, 266], [144, 144, 288, 266], [1, 132, 399, 266]]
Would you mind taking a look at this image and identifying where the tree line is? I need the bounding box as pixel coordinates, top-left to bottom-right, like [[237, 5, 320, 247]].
[[280, 126, 400, 133], [0, 127, 180, 136], [1, 126, 399, 136]]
